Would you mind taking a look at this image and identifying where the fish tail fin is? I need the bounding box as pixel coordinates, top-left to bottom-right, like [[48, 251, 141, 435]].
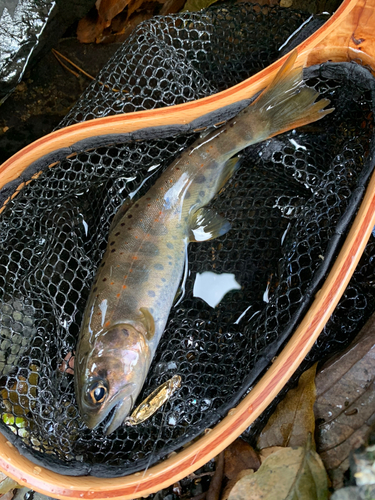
[[251, 51, 333, 139]]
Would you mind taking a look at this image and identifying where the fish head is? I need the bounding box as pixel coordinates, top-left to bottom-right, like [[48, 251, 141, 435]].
[[75, 323, 151, 435]]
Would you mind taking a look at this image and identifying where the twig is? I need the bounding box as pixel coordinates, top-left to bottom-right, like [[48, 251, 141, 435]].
[[206, 451, 225, 500], [51, 49, 129, 94]]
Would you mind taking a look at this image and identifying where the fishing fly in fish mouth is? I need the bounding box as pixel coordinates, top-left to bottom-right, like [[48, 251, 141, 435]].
[[74, 51, 334, 435]]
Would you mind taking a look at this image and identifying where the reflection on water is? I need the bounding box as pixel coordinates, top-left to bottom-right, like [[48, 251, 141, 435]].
[[193, 271, 241, 308]]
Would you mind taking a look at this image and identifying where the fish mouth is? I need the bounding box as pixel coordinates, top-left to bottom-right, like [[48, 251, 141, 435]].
[[80, 383, 136, 432], [104, 395, 134, 435]]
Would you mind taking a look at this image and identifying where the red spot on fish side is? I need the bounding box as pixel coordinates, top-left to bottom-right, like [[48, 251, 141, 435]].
[[110, 282, 114, 285], [116, 293, 120, 298], [132, 256, 138, 260], [122, 285, 127, 289], [105, 321, 110, 327]]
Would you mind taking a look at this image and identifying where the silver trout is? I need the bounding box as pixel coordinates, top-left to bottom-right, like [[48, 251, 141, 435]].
[[75, 52, 333, 434]]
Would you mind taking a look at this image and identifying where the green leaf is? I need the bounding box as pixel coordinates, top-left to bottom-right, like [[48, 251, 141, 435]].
[[227, 438, 329, 500], [257, 364, 317, 450], [182, 0, 219, 12]]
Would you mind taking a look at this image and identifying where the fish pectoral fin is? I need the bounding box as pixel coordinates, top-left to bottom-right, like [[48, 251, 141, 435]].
[[139, 307, 155, 341], [189, 208, 231, 242], [109, 197, 135, 233]]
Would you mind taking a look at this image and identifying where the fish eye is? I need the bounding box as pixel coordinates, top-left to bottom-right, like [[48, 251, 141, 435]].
[[88, 381, 108, 405]]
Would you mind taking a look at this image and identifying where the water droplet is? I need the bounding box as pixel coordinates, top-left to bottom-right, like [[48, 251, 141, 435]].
[[228, 408, 237, 416], [33, 466, 42, 475], [168, 414, 177, 426]]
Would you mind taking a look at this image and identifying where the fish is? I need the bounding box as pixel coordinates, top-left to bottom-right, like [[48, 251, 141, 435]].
[[74, 51, 333, 434]]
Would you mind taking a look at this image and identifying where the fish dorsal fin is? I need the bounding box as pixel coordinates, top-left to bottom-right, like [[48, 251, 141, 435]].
[[189, 207, 231, 242], [139, 307, 155, 341], [109, 198, 135, 234]]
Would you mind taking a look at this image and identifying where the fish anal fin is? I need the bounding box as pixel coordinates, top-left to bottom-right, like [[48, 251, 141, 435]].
[[109, 198, 134, 233], [139, 307, 155, 341], [189, 208, 231, 242]]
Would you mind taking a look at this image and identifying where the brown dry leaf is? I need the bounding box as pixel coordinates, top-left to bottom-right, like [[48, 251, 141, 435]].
[[224, 438, 261, 480], [78, 0, 184, 43], [227, 438, 328, 500], [77, 15, 107, 43], [314, 312, 375, 489], [96, 0, 130, 24], [257, 363, 317, 450]]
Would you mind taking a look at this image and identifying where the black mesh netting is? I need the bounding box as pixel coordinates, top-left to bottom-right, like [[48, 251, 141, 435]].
[[0, 2, 375, 478]]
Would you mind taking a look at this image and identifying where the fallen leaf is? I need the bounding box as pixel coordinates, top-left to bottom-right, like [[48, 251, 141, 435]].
[[257, 363, 317, 450], [96, 0, 130, 24], [314, 312, 375, 489], [221, 469, 254, 500], [224, 438, 260, 480], [259, 446, 285, 462], [77, 0, 184, 44], [227, 438, 328, 500], [0, 471, 20, 494], [182, 0, 219, 12]]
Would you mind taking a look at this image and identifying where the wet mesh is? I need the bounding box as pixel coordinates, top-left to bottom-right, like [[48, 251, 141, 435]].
[[0, 3, 375, 478]]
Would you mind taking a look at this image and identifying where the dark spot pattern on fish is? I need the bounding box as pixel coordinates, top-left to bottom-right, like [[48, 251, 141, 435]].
[[139, 241, 160, 256], [166, 242, 174, 249], [185, 191, 191, 199], [199, 191, 205, 197], [148, 225, 168, 236], [148, 290, 156, 297], [154, 263, 164, 270], [195, 174, 206, 184], [161, 278, 166, 282]]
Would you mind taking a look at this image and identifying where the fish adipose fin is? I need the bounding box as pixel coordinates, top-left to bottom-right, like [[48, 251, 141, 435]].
[[189, 207, 231, 242], [250, 50, 334, 139]]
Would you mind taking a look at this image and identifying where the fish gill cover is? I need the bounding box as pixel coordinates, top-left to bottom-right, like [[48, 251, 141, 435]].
[[0, 3, 375, 477]]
